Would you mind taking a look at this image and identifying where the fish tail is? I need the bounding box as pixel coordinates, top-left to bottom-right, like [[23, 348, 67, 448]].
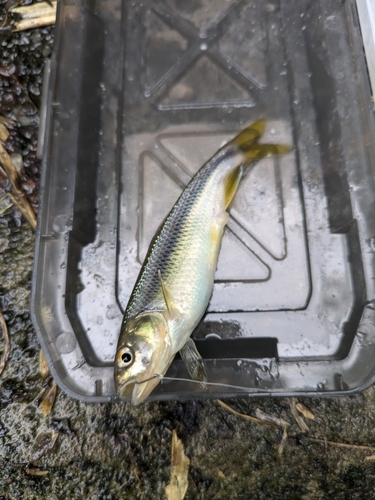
[[246, 142, 292, 161], [221, 121, 291, 207], [231, 120, 291, 163], [231, 120, 267, 150]]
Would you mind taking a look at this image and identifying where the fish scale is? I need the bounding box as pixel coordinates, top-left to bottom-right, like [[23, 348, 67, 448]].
[[124, 160, 222, 322]]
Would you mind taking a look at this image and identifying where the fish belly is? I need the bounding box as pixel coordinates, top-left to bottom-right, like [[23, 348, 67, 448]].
[[163, 187, 229, 353]]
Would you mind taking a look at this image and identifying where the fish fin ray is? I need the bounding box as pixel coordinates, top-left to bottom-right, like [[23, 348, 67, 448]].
[[180, 338, 207, 389], [256, 143, 291, 157], [231, 120, 267, 149], [224, 165, 243, 208], [158, 270, 180, 318], [230, 120, 291, 164], [238, 142, 291, 166], [210, 212, 229, 266]]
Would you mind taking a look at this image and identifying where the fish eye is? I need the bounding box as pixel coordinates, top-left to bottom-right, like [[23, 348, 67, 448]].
[[117, 347, 134, 367], [122, 352, 132, 363]]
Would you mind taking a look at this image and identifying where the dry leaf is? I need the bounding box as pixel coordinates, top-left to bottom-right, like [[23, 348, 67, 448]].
[[133, 468, 141, 483], [218, 471, 225, 479], [0, 194, 13, 215], [365, 455, 375, 461], [165, 430, 190, 500], [11, 0, 56, 31], [40, 379, 57, 417], [39, 350, 49, 379], [9, 192, 36, 230], [0, 123, 9, 142], [0, 143, 18, 186], [0, 142, 36, 229], [0, 312, 10, 377], [26, 468, 49, 476], [296, 402, 315, 420], [31, 430, 58, 462], [0, 115, 16, 129], [278, 426, 289, 456], [290, 398, 309, 432]]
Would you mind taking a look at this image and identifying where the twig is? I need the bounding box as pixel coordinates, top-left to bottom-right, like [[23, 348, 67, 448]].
[[38, 349, 49, 379], [306, 437, 375, 452], [26, 468, 49, 476], [255, 408, 290, 428], [13, 14, 56, 31], [11, 0, 56, 31], [0, 312, 10, 376], [217, 400, 281, 427]]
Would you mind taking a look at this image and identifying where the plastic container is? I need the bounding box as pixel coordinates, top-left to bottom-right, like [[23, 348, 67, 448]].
[[32, 0, 375, 402]]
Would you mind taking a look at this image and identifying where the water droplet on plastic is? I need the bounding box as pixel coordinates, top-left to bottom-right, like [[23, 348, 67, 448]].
[[52, 214, 70, 233], [56, 332, 77, 354], [106, 305, 119, 320]]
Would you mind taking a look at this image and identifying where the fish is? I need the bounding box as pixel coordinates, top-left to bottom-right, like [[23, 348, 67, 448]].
[[114, 120, 290, 405]]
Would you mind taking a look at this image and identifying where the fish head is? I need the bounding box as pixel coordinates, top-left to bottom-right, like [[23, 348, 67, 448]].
[[114, 312, 173, 405]]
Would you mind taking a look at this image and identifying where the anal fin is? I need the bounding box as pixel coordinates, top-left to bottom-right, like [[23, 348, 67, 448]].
[[180, 338, 207, 389]]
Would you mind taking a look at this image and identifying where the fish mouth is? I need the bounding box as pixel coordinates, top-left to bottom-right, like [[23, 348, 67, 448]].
[[116, 379, 136, 400], [116, 376, 161, 405], [131, 374, 161, 405]]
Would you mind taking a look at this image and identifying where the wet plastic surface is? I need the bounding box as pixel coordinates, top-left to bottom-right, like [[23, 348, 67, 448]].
[[32, 0, 375, 402]]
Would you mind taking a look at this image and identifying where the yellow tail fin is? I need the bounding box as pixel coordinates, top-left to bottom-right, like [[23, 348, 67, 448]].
[[231, 120, 291, 163], [231, 120, 267, 149]]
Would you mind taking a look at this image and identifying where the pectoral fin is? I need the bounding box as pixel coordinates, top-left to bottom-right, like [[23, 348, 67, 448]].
[[180, 338, 207, 389], [158, 270, 181, 318]]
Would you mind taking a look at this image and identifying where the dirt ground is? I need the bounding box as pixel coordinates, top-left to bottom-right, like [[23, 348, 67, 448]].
[[1, 16, 375, 500]]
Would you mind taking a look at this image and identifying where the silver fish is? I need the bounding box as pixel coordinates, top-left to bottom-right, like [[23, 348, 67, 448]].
[[114, 121, 289, 404]]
